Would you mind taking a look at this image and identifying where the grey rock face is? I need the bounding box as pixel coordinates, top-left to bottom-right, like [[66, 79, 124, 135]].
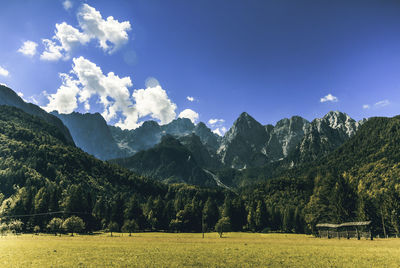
[[290, 111, 361, 164], [0, 85, 75, 145], [110, 120, 162, 155], [217, 112, 270, 169], [110, 118, 221, 156], [51, 111, 125, 160], [217, 113, 310, 169], [194, 122, 221, 152], [263, 116, 310, 161]]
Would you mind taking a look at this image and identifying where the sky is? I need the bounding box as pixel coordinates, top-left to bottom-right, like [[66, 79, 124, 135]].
[[1, 0, 400, 135]]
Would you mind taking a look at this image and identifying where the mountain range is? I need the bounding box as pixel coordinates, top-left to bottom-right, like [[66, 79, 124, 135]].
[[1, 84, 400, 235], [0, 85, 367, 187]]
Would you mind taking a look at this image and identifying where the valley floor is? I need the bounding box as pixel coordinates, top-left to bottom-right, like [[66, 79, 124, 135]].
[[0, 232, 399, 267]]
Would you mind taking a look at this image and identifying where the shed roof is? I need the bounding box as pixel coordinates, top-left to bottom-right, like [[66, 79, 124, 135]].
[[316, 221, 371, 228]]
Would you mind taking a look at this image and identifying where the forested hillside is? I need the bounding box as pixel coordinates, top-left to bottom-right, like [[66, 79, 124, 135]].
[[0, 106, 227, 232], [2, 104, 400, 236]]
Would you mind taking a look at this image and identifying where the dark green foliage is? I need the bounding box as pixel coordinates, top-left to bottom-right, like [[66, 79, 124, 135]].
[[111, 135, 216, 187], [4, 104, 400, 236], [63, 216, 85, 235], [47, 217, 63, 236], [108, 221, 119, 236], [121, 219, 138, 236], [215, 217, 231, 238]]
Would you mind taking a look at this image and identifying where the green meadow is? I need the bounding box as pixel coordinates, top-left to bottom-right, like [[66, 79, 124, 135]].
[[1, 233, 400, 267]]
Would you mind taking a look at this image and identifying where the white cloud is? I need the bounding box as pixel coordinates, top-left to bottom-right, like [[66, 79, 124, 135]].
[[133, 85, 177, 126], [18, 41, 38, 57], [374, 99, 390, 107], [208, 118, 225, 125], [40, 4, 131, 61], [320, 93, 338, 103], [362, 104, 370, 109], [40, 39, 64, 61], [178, 109, 199, 123], [40, 22, 90, 61], [43, 73, 80, 113], [77, 4, 131, 54], [0, 66, 9, 77], [54, 22, 90, 52], [43, 57, 177, 129], [208, 118, 226, 135], [213, 127, 227, 136], [63, 0, 73, 10], [187, 96, 194, 102]]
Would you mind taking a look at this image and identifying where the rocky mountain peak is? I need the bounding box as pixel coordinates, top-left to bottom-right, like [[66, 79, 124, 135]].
[[315, 111, 358, 137], [161, 117, 195, 135], [263, 116, 310, 161]]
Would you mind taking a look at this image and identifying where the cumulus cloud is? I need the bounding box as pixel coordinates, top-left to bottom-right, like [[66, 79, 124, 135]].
[[63, 0, 73, 10], [178, 109, 199, 123], [213, 127, 227, 136], [43, 73, 80, 113], [0, 66, 9, 77], [40, 22, 90, 61], [362, 104, 370, 109], [77, 4, 131, 54], [375, 99, 390, 107], [40, 39, 64, 61], [18, 41, 38, 57], [43, 57, 177, 129], [320, 93, 338, 103], [187, 96, 194, 102], [208, 118, 225, 125], [133, 85, 177, 126], [41, 4, 131, 61]]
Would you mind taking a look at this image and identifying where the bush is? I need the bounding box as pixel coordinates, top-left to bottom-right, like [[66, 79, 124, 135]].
[[62, 216, 85, 236], [215, 217, 231, 238], [47, 218, 63, 236]]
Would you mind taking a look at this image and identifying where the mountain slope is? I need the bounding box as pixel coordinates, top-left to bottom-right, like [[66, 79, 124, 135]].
[[109, 117, 220, 155], [217, 112, 270, 169], [0, 105, 230, 234], [111, 135, 216, 187], [51, 111, 126, 160], [264, 116, 310, 161], [288, 111, 364, 164], [0, 85, 74, 145]]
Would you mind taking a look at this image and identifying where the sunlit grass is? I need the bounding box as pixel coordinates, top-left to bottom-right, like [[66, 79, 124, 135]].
[[1, 232, 400, 267]]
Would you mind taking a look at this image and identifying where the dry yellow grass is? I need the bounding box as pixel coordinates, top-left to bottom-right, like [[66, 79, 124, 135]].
[[1, 232, 400, 267]]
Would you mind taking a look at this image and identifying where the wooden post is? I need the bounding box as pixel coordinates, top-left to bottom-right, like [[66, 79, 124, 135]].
[[356, 227, 360, 240], [369, 226, 373, 241]]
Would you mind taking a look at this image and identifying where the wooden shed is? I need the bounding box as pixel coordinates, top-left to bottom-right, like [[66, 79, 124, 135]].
[[316, 221, 372, 240]]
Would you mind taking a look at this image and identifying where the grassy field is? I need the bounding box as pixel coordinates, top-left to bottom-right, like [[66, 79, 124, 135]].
[[1, 232, 400, 267]]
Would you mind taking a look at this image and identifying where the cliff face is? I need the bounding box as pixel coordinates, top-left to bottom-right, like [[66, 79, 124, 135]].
[[51, 111, 126, 160], [289, 111, 365, 164]]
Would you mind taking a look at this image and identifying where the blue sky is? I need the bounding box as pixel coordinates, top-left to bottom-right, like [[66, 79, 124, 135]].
[[1, 0, 400, 134]]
